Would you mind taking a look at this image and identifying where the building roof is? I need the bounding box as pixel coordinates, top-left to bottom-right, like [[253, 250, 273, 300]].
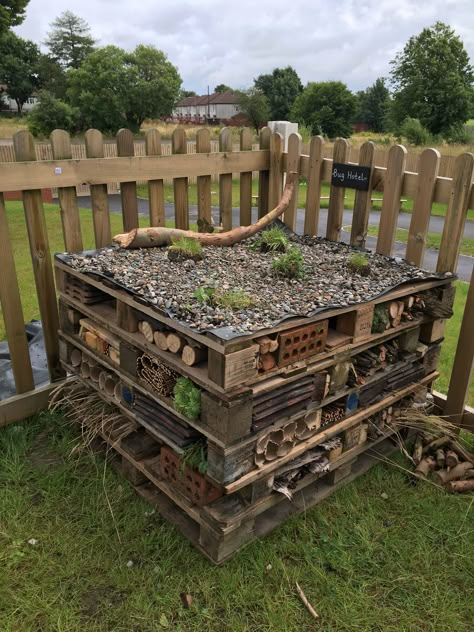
[[176, 91, 240, 107]]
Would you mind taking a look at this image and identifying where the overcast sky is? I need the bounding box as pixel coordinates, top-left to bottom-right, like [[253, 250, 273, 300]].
[[14, 0, 474, 94]]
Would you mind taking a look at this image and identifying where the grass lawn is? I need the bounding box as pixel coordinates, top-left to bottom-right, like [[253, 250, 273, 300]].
[[0, 412, 473, 631], [365, 225, 474, 258], [1, 200, 473, 405]]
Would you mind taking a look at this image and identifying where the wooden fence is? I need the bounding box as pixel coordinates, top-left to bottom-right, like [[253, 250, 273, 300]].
[[0, 126, 473, 430]]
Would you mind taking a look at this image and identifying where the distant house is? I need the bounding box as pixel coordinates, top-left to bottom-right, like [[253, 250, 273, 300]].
[[172, 91, 241, 124], [0, 84, 38, 113]]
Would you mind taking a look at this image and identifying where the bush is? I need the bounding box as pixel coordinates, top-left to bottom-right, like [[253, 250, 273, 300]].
[[28, 91, 77, 137], [444, 124, 474, 145], [400, 117, 431, 146]]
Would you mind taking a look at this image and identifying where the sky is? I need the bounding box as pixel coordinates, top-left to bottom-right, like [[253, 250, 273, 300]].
[[14, 0, 474, 94]]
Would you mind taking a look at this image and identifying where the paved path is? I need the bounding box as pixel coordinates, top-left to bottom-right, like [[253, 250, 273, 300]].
[[73, 195, 473, 281]]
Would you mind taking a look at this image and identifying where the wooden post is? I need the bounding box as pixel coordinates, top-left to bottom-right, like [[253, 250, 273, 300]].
[[445, 266, 474, 424], [219, 127, 233, 230], [50, 129, 83, 252], [406, 148, 440, 267], [268, 132, 283, 211], [258, 127, 271, 218], [304, 135, 324, 237], [350, 141, 375, 248], [84, 129, 111, 248], [172, 127, 189, 230], [145, 129, 165, 227], [239, 127, 253, 226], [116, 129, 139, 231], [284, 132, 302, 230], [326, 138, 350, 241], [0, 192, 34, 393], [196, 128, 212, 225], [436, 153, 474, 273], [13, 131, 64, 382], [376, 144, 407, 256]]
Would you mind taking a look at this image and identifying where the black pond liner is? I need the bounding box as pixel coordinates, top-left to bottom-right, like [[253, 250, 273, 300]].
[[55, 221, 455, 342]]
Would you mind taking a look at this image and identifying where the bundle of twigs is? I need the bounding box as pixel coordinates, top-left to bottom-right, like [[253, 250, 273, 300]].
[[49, 378, 136, 453], [136, 353, 179, 397]]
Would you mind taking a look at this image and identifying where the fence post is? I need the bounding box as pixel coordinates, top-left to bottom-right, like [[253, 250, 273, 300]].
[[239, 127, 253, 226], [85, 129, 111, 248], [326, 138, 350, 241], [50, 129, 83, 252], [13, 130, 64, 382], [145, 129, 165, 227], [304, 135, 324, 237], [444, 266, 474, 425], [219, 127, 233, 230], [117, 129, 139, 231], [268, 132, 283, 211], [376, 144, 407, 256], [284, 132, 302, 230], [196, 128, 212, 225], [258, 127, 271, 218], [172, 127, 189, 230], [436, 153, 474, 273], [350, 140, 375, 248], [0, 192, 34, 393]]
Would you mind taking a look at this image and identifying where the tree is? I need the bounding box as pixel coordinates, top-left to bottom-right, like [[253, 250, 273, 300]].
[[390, 22, 474, 135], [36, 54, 67, 99], [0, 0, 29, 34], [356, 78, 391, 132], [214, 84, 232, 93], [290, 81, 356, 138], [181, 90, 197, 97], [28, 91, 77, 136], [237, 88, 270, 132], [44, 10, 95, 69], [67, 45, 182, 133], [0, 31, 39, 113], [254, 66, 303, 120]]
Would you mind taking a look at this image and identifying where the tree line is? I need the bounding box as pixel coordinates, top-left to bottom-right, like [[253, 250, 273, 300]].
[[0, 5, 472, 142]]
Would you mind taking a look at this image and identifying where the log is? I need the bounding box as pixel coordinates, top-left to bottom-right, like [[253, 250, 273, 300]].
[[153, 331, 169, 351], [113, 173, 297, 248], [432, 462, 473, 485], [445, 450, 459, 469], [257, 336, 279, 355], [389, 302, 399, 320], [445, 479, 474, 494], [139, 321, 154, 343], [167, 333, 185, 354], [450, 441, 474, 466], [422, 435, 450, 455], [182, 344, 207, 366], [415, 456, 436, 478], [435, 448, 445, 469], [259, 353, 277, 372]]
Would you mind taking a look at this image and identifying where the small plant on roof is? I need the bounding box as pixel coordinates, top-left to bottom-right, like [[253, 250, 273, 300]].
[[193, 286, 216, 304], [173, 377, 201, 421], [168, 236, 203, 262], [181, 442, 208, 474], [272, 246, 304, 279], [213, 289, 254, 310], [347, 252, 370, 276], [252, 227, 289, 253]]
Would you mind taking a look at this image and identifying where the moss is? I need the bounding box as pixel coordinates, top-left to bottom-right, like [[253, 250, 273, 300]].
[[372, 304, 389, 333], [173, 377, 201, 420], [272, 246, 304, 279]]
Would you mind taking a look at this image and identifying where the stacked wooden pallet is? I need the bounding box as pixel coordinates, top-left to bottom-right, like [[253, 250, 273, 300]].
[[55, 257, 454, 563]]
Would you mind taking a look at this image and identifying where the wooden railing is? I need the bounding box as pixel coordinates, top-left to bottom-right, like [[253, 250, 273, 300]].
[[0, 126, 473, 429]]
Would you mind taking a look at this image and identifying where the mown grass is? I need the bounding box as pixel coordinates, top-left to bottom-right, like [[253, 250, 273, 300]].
[[0, 412, 473, 631], [366, 225, 474, 258]]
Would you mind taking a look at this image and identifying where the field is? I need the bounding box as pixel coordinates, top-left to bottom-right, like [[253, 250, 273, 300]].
[[1, 200, 472, 406]]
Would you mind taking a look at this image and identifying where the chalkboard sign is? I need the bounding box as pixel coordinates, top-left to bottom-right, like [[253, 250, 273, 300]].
[[331, 163, 371, 191]]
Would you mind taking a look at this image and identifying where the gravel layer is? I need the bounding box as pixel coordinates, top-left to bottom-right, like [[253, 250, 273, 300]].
[[66, 232, 450, 336]]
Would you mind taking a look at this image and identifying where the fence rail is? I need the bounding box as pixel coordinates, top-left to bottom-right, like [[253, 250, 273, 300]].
[[0, 126, 473, 429]]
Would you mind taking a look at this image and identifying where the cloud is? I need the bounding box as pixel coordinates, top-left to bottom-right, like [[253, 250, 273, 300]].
[[14, 0, 474, 92]]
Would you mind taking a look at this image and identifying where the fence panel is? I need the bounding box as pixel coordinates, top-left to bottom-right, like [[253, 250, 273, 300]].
[[376, 145, 407, 256], [172, 128, 190, 230], [326, 138, 350, 241], [145, 129, 165, 227], [219, 128, 233, 230], [117, 129, 139, 231], [84, 129, 112, 248]]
